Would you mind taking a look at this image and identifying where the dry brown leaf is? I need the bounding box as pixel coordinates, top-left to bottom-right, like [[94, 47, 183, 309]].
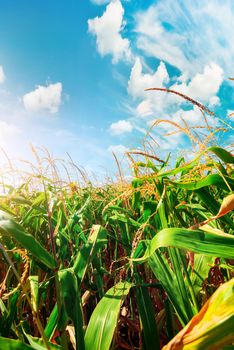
[[189, 193, 234, 230], [66, 325, 76, 350], [216, 193, 234, 218]]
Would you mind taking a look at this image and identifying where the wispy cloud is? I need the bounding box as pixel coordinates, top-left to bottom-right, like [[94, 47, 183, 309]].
[[23, 82, 62, 114], [88, 0, 132, 63], [135, 0, 234, 77]]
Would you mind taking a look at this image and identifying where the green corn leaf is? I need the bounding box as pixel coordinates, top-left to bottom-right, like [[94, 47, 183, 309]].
[[22, 329, 62, 350], [84, 281, 132, 350], [0, 211, 57, 270], [73, 224, 107, 283], [207, 146, 234, 164], [45, 225, 107, 340], [57, 268, 85, 350], [0, 337, 34, 349], [132, 227, 233, 324], [189, 255, 215, 298], [132, 228, 234, 263], [44, 305, 58, 340], [148, 252, 189, 326], [149, 147, 234, 181], [156, 161, 197, 179], [170, 174, 234, 191], [136, 285, 160, 350], [0, 291, 19, 337], [196, 189, 234, 228]]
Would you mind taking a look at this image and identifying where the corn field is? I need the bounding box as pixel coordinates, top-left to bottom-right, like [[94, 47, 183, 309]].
[[0, 138, 233, 350]]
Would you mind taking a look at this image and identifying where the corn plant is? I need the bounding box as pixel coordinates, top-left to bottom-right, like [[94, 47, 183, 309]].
[[0, 143, 233, 349]]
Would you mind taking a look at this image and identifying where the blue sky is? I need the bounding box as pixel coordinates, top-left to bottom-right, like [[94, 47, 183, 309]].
[[0, 0, 233, 180]]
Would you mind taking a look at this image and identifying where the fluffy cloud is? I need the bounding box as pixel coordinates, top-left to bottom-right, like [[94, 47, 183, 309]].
[[128, 59, 223, 122], [128, 58, 173, 118], [209, 96, 220, 107], [108, 144, 128, 154], [0, 66, 5, 84], [171, 62, 223, 105], [128, 58, 169, 100], [88, 0, 131, 63], [109, 119, 133, 135], [23, 82, 62, 114], [135, 0, 234, 76]]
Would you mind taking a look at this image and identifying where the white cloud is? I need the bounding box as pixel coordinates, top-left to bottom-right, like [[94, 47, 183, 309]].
[[0, 66, 6, 84], [125, 1, 227, 151], [128, 58, 169, 100], [136, 99, 154, 117], [171, 62, 223, 104], [167, 62, 224, 112], [188, 64, 223, 101], [172, 107, 219, 128], [135, 0, 234, 76], [128, 59, 223, 123], [128, 58, 172, 119], [209, 96, 220, 107], [88, 0, 131, 63], [108, 144, 128, 154], [23, 82, 62, 114], [171, 108, 203, 128], [157, 134, 183, 150], [109, 119, 133, 135], [136, 7, 187, 73]]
